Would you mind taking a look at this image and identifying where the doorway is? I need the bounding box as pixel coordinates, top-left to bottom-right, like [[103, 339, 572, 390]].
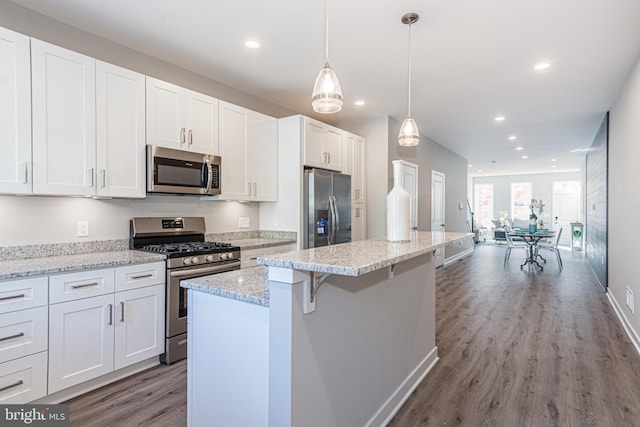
[[552, 181, 582, 247], [432, 170, 445, 267]]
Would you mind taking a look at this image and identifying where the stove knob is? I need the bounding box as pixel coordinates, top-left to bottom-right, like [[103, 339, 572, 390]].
[[191, 257, 199, 264], [183, 258, 191, 265], [220, 253, 228, 260], [205, 255, 214, 263], [227, 252, 235, 259]]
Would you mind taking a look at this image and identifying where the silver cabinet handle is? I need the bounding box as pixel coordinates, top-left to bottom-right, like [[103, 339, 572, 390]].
[[253, 182, 257, 197], [71, 282, 99, 289], [0, 332, 25, 342], [180, 128, 186, 144], [188, 129, 193, 146], [0, 380, 23, 393], [100, 169, 106, 188], [355, 207, 361, 218], [88, 168, 95, 187], [131, 274, 153, 280], [107, 304, 113, 325], [120, 301, 125, 323], [247, 182, 252, 196], [0, 293, 25, 302], [24, 163, 29, 184], [328, 152, 331, 164]]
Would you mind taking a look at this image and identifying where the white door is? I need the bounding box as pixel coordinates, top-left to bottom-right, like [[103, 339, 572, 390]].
[[31, 39, 96, 196], [401, 161, 419, 231], [114, 285, 165, 370], [431, 170, 446, 267], [247, 112, 278, 201], [218, 101, 249, 199], [324, 127, 343, 171], [96, 61, 146, 198], [552, 181, 581, 247], [145, 77, 186, 149], [303, 119, 325, 168], [0, 27, 31, 195], [185, 90, 219, 154], [48, 294, 114, 393]]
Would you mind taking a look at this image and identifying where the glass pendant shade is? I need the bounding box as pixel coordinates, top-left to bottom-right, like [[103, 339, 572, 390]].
[[398, 116, 420, 146], [312, 60, 343, 114]]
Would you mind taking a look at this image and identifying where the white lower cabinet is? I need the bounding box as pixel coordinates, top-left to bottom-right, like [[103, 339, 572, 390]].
[[47, 263, 165, 395], [0, 352, 47, 403], [352, 204, 367, 242], [48, 294, 114, 393]]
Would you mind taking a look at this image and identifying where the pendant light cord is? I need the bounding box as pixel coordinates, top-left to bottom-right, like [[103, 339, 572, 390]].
[[325, 0, 330, 62], [407, 21, 413, 116]]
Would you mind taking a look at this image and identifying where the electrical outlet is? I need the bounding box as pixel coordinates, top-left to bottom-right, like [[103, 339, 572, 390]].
[[626, 287, 635, 314], [238, 217, 250, 228], [77, 221, 89, 237]]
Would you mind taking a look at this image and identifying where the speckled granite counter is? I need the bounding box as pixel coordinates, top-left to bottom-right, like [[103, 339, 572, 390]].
[[0, 251, 166, 281], [226, 238, 296, 251], [180, 265, 268, 306], [257, 231, 473, 276]]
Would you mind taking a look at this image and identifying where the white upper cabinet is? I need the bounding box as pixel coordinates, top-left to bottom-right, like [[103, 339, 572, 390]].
[[96, 61, 146, 198], [217, 101, 277, 201], [303, 117, 342, 171], [31, 39, 97, 196], [353, 135, 366, 202], [0, 27, 31, 195], [146, 77, 219, 154]]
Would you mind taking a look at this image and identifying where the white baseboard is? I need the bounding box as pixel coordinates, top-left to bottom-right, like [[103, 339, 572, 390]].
[[607, 290, 640, 356], [366, 347, 439, 427], [444, 247, 474, 266]]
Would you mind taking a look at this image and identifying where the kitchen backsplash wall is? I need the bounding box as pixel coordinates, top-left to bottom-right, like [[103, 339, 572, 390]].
[[0, 195, 260, 245]]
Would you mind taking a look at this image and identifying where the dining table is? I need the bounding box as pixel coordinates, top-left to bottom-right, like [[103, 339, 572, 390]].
[[509, 228, 556, 270]]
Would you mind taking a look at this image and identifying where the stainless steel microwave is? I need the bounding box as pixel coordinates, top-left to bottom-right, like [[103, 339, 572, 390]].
[[146, 145, 221, 196]]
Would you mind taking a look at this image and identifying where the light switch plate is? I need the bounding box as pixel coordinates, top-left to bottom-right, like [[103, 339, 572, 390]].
[[238, 217, 250, 228]]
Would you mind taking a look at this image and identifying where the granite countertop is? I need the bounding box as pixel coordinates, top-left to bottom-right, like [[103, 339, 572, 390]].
[[0, 251, 166, 281], [257, 231, 474, 276], [180, 265, 268, 306], [225, 238, 296, 251]]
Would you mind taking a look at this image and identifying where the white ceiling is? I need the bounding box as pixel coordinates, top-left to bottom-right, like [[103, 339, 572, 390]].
[[10, 0, 640, 176]]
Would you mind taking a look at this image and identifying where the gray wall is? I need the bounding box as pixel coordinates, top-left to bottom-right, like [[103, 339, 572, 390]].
[[586, 114, 608, 289]]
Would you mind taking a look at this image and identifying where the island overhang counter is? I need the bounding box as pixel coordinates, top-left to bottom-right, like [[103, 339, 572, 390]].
[[181, 231, 472, 427]]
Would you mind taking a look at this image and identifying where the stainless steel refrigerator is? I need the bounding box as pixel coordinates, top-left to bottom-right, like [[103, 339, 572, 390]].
[[304, 169, 352, 248]]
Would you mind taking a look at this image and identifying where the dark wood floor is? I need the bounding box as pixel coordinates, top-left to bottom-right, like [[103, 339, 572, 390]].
[[65, 244, 640, 426]]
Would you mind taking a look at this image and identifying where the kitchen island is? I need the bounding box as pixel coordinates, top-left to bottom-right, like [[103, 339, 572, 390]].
[[181, 231, 472, 427]]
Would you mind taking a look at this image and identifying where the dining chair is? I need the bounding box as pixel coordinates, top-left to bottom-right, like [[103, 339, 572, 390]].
[[504, 232, 528, 267], [536, 227, 563, 271]]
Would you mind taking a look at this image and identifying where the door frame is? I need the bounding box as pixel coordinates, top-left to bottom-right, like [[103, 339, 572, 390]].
[[400, 161, 419, 231], [431, 170, 446, 267]]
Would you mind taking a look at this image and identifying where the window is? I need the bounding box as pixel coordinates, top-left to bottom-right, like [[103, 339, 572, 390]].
[[473, 183, 494, 228], [510, 182, 532, 219]]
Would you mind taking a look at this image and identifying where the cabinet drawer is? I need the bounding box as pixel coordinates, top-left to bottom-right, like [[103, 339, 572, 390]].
[[0, 307, 48, 364], [0, 351, 47, 404], [115, 261, 165, 292], [0, 277, 48, 314], [49, 268, 115, 304]]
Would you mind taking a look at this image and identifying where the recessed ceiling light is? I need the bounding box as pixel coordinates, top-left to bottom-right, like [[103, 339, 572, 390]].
[[515, 146, 524, 151], [508, 135, 517, 141], [244, 40, 261, 49], [494, 115, 506, 122], [552, 165, 557, 168], [522, 155, 528, 159], [551, 158, 557, 162], [478, 169, 483, 173], [468, 164, 473, 168], [354, 100, 365, 106], [534, 62, 551, 71]]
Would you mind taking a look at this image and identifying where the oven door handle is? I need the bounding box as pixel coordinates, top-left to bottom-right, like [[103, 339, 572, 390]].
[[170, 262, 241, 278]]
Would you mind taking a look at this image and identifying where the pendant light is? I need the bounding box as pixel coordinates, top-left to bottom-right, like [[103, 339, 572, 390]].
[[398, 13, 419, 146], [311, 0, 343, 114]]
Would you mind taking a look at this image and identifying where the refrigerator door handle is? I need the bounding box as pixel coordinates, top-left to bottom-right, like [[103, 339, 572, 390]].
[[328, 196, 337, 245], [332, 196, 340, 243]]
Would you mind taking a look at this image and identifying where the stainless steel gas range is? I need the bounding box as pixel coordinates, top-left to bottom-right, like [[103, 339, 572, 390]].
[[130, 217, 240, 364]]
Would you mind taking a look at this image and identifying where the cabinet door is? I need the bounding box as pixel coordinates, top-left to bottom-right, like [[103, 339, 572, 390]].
[[303, 119, 325, 168], [218, 101, 249, 199], [353, 136, 366, 202], [31, 39, 96, 196], [0, 27, 31, 195], [352, 204, 367, 241], [247, 112, 278, 201], [146, 77, 186, 149], [342, 133, 354, 176], [114, 285, 164, 370], [0, 306, 48, 364], [96, 61, 146, 198], [48, 294, 114, 393], [186, 90, 219, 154], [0, 352, 47, 404], [324, 127, 343, 171]]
